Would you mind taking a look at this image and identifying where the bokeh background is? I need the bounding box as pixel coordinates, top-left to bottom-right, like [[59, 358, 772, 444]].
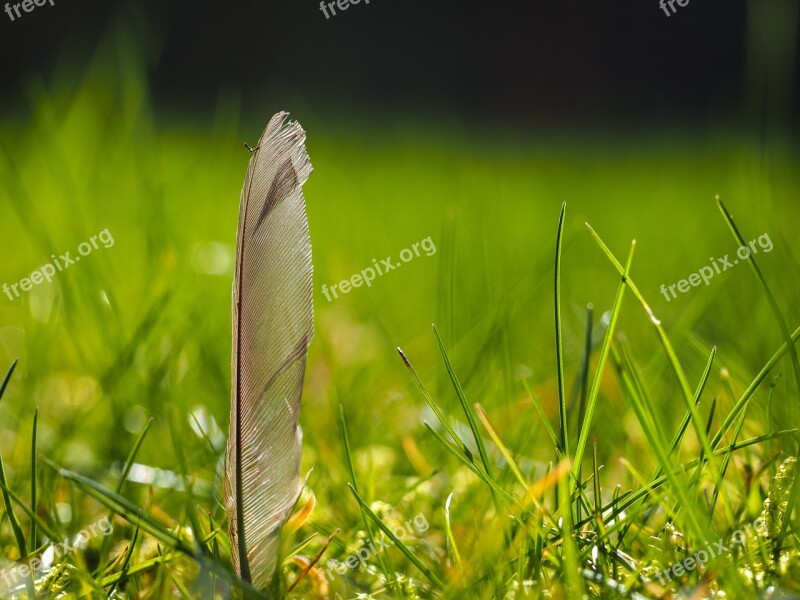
[[0, 0, 799, 596]]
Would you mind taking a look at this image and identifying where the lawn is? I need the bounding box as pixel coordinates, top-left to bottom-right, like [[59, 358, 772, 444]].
[[0, 47, 799, 599]]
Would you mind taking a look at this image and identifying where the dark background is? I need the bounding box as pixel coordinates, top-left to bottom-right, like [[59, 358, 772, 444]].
[[1, 0, 797, 132]]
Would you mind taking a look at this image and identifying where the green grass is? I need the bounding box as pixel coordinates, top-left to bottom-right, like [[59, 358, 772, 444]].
[[0, 41, 799, 599]]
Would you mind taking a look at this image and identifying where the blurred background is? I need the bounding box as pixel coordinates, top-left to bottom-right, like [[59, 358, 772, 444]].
[[2, 0, 799, 129], [0, 0, 799, 595]]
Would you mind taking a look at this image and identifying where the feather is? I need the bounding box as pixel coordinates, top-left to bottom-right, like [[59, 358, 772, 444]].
[[224, 112, 314, 590]]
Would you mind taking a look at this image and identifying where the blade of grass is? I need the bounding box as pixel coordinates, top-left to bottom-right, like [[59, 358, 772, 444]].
[[443, 492, 462, 570], [0, 476, 60, 542], [713, 325, 800, 449], [576, 304, 594, 448], [432, 324, 494, 480], [0, 457, 27, 556], [523, 380, 560, 454], [574, 429, 799, 533], [95, 550, 183, 588], [338, 404, 396, 591], [347, 483, 444, 589], [708, 370, 748, 519], [284, 532, 318, 561], [558, 464, 583, 597], [48, 461, 195, 553], [398, 347, 473, 461], [0, 359, 18, 401], [620, 341, 713, 522], [45, 458, 269, 600], [689, 396, 718, 494], [167, 407, 209, 559], [570, 239, 635, 494], [190, 411, 221, 454], [587, 224, 724, 506], [505, 461, 569, 540], [0, 455, 33, 597], [97, 416, 154, 570], [554, 202, 569, 458], [475, 403, 527, 488], [30, 407, 38, 546], [663, 346, 716, 473], [609, 343, 708, 542], [716, 198, 800, 401], [575, 304, 594, 526], [107, 527, 139, 598], [590, 437, 612, 574], [211, 515, 219, 599], [592, 437, 602, 525], [423, 422, 516, 506], [767, 374, 782, 453], [716, 198, 800, 543], [387, 469, 440, 506]]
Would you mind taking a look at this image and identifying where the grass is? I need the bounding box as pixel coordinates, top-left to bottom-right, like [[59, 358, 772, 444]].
[[0, 38, 799, 599]]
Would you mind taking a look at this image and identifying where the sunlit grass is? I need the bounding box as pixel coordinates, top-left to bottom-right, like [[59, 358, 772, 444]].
[[0, 39, 799, 598]]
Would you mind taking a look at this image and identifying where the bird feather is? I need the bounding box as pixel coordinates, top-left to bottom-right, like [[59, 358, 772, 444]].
[[224, 112, 314, 590]]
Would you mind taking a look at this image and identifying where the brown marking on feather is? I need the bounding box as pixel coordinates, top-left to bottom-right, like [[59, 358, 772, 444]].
[[257, 334, 309, 403], [254, 159, 298, 232]]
